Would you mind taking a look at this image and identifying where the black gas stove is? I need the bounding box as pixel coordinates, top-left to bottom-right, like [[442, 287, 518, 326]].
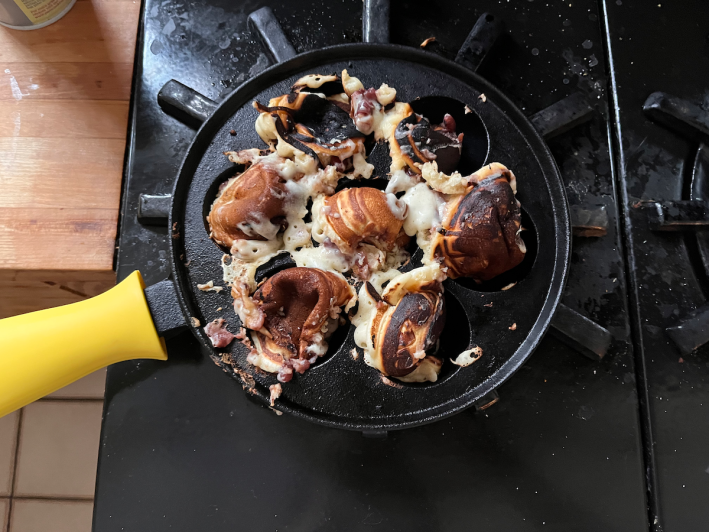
[[94, 1, 709, 530]]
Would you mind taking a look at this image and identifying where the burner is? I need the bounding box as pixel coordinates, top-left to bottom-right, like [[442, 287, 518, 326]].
[[641, 93, 709, 354]]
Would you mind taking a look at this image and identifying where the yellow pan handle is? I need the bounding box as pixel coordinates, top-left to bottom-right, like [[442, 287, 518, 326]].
[[0, 271, 167, 418]]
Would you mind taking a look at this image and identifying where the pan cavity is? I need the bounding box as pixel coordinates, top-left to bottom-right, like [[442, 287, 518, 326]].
[[453, 207, 538, 293], [409, 96, 489, 174], [361, 95, 490, 182], [203, 163, 293, 257], [202, 165, 244, 251], [392, 290, 470, 388], [251, 259, 351, 370]]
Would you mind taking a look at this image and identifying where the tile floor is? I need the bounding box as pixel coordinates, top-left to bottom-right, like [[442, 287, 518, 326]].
[[0, 369, 105, 532]]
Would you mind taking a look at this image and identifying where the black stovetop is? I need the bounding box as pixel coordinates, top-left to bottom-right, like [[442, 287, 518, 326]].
[[93, 1, 709, 531]]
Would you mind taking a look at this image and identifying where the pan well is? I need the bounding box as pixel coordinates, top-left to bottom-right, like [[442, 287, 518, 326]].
[[453, 207, 539, 293]]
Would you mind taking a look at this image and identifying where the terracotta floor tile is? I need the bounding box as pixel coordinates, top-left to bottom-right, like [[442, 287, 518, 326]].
[[10, 499, 93, 532], [47, 368, 106, 399], [1, 498, 8, 532], [0, 412, 19, 497], [14, 402, 102, 498]]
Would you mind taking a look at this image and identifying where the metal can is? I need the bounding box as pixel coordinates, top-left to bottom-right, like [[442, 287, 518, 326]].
[[0, 0, 77, 30]]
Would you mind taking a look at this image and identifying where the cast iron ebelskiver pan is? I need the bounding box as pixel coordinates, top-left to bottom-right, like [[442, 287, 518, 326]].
[[170, 43, 571, 431], [0, 43, 570, 429]]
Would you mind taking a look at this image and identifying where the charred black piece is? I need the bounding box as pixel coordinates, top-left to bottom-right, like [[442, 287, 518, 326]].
[[394, 113, 463, 174], [433, 171, 525, 281], [290, 94, 364, 143], [256, 93, 366, 164]]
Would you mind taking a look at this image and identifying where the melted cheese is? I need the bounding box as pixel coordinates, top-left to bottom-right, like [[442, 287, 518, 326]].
[[293, 73, 339, 89], [374, 101, 413, 144], [309, 195, 340, 251], [386, 192, 407, 220], [382, 263, 444, 305], [297, 165, 341, 195], [368, 269, 403, 293], [418, 161, 469, 194], [351, 282, 380, 357], [327, 92, 350, 106], [375, 83, 397, 106], [290, 245, 350, 273], [400, 183, 444, 237], [225, 148, 263, 165], [341, 69, 364, 96], [352, 150, 374, 179], [279, 168, 340, 254], [282, 219, 311, 251], [418, 231, 436, 266], [385, 170, 420, 194], [274, 138, 319, 176], [222, 252, 283, 293], [395, 357, 442, 383], [230, 238, 283, 260], [254, 111, 278, 145], [235, 215, 281, 241], [419, 161, 517, 197], [451, 347, 483, 367]]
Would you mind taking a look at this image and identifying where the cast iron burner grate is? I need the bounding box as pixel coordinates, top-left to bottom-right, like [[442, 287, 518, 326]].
[[140, 0, 615, 417], [640, 92, 709, 355]]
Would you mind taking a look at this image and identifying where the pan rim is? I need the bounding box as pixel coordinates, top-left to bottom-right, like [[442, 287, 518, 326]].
[[167, 42, 571, 431]]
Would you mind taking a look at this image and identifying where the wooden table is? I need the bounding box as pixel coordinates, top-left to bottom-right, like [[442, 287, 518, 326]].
[[0, 0, 140, 318]]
